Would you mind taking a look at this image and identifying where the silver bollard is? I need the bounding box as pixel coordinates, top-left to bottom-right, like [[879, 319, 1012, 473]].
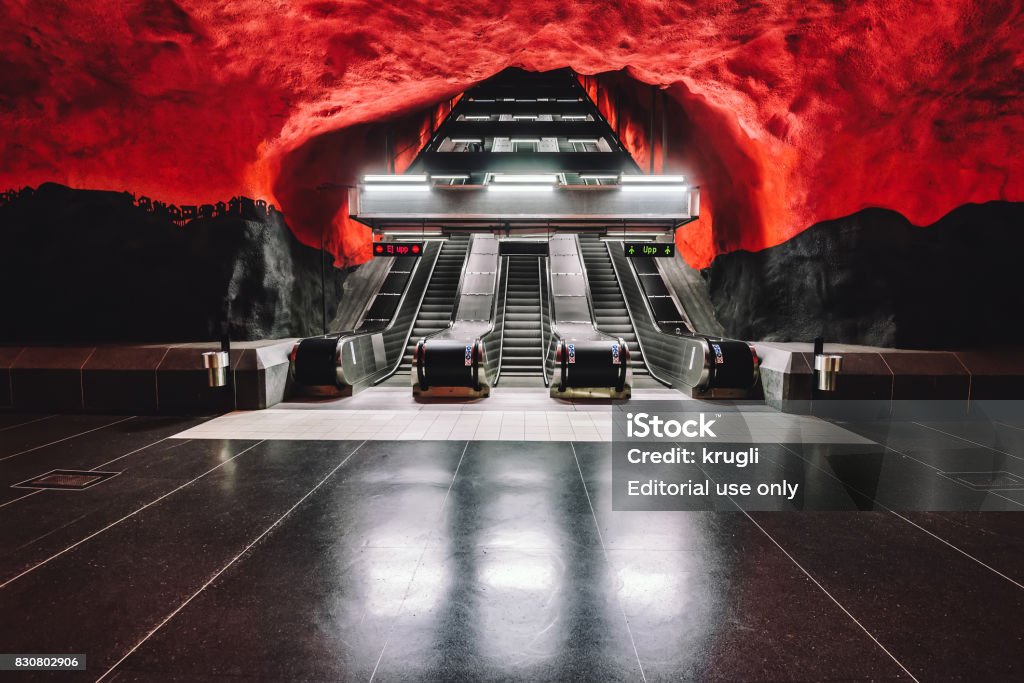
[[814, 354, 843, 392], [202, 351, 230, 388]]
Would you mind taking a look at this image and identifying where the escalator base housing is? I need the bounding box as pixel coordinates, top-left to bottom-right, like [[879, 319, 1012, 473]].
[[550, 384, 631, 400], [414, 380, 491, 399]]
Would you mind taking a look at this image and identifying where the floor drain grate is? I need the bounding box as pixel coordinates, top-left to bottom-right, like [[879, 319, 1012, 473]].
[[13, 469, 119, 491]]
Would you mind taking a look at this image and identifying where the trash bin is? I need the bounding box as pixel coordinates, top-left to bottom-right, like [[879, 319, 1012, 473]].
[[202, 351, 230, 388], [814, 354, 842, 392]]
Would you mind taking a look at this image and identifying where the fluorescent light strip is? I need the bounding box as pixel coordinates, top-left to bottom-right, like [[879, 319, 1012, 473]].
[[510, 138, 541, 143], [492, 174, 559, 183], [620, 185, 687, 193], [487, 185, 555, 193], [579, 174, 620, 179], [451, 139, 482, 143], [363, 174, 428, 183], [568, 139, 599, 143], [620, 174, 687, 183], [364, 184, 431, 192], [430, 174, 469, 180]]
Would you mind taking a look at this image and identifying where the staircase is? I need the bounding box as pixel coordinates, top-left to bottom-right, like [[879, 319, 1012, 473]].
[[578, 236, 649, 377]]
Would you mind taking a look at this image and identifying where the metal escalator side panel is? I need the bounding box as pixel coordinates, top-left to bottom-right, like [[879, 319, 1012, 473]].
[[293, 336, 342, 387], [608, 241, 758, 393], [481, 255, 509, 386], [606, 241, 701, 389], [415, 235, 500, 393], [370, 240, 446, 384], [702, 337, 758, 390], [294, 246, 438, 391], [536, 256, 546, 372], [397, 233, 473, 373], [577, 234, 651, 377], [540, 255, 555, 386]]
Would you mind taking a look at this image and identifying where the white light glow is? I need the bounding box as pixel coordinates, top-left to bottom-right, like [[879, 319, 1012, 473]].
[[620, 185, 687, 193], [363, 174, 428, 183], [492, 174, 559, 183], [620, 174, 687, 183], [451, 138, 482, 143], [364, 184, 431, 192], [579, 174, 620, 180], [567, 139, 599, 144], [487, 185, 555, 193], [430, 174, 470, 180]]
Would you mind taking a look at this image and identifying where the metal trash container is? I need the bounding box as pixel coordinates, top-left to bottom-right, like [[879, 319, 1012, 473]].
[[202, 351, 230, 388], [814, 354, 843, 392]]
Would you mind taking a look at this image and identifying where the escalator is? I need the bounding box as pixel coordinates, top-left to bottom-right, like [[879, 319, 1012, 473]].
[[498, 255, 544, 381], [397, 233, 471, 375], [578, 235, 651, 381]]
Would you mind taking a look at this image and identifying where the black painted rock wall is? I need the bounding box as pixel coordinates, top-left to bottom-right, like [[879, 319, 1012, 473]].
[[706, 202, 1024, 349], [0, 184, 344, 343]]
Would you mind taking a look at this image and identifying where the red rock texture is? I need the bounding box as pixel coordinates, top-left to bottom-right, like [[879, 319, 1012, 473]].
[[2, 1, 1021, 268]]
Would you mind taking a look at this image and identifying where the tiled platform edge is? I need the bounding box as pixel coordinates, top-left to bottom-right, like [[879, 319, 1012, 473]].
[[756, 342, 1024, 413], [0, 340, 295, 413]]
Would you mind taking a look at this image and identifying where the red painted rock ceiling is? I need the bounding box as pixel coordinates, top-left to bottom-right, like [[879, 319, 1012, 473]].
[[1, 1, 1022, 268]]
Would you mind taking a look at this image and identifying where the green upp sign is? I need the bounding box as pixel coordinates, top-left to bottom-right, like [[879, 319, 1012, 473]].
[[624, 242, 675, 258]]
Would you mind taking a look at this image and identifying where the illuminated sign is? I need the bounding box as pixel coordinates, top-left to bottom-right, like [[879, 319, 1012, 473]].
[[373, 241, 424, 258], [624, 242, 674, 258]]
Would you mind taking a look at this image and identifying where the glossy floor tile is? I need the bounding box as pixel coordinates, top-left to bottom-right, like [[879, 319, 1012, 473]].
[[0, 413, 1019, 681]]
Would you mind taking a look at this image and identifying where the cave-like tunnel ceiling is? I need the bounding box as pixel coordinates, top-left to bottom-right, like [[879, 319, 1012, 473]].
[[1, 0, 1021, 268]]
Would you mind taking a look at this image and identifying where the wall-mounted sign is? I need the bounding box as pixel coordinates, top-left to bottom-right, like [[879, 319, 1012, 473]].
[[373, 242, 424, 258], [624, 242, 674, 258]]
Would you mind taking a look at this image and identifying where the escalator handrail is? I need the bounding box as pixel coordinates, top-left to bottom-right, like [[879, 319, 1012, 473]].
[[535, 255, 546, 381], [542, 255, 557, 387], [605, 240, 681, 388], [447, 233, 476, 331], [416, 234, 476, 350], [493, 256, 510, 385], [480, 252, 508, 387], [573, 233, 603, 335]]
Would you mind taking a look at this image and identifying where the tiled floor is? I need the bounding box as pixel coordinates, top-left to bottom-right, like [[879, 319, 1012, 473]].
[[0, 409, 1021, 680], [173, 387, 873, 443]]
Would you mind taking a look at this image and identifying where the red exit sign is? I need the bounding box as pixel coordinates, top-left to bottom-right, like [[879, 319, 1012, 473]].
[[373, 242, 424, 258]]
